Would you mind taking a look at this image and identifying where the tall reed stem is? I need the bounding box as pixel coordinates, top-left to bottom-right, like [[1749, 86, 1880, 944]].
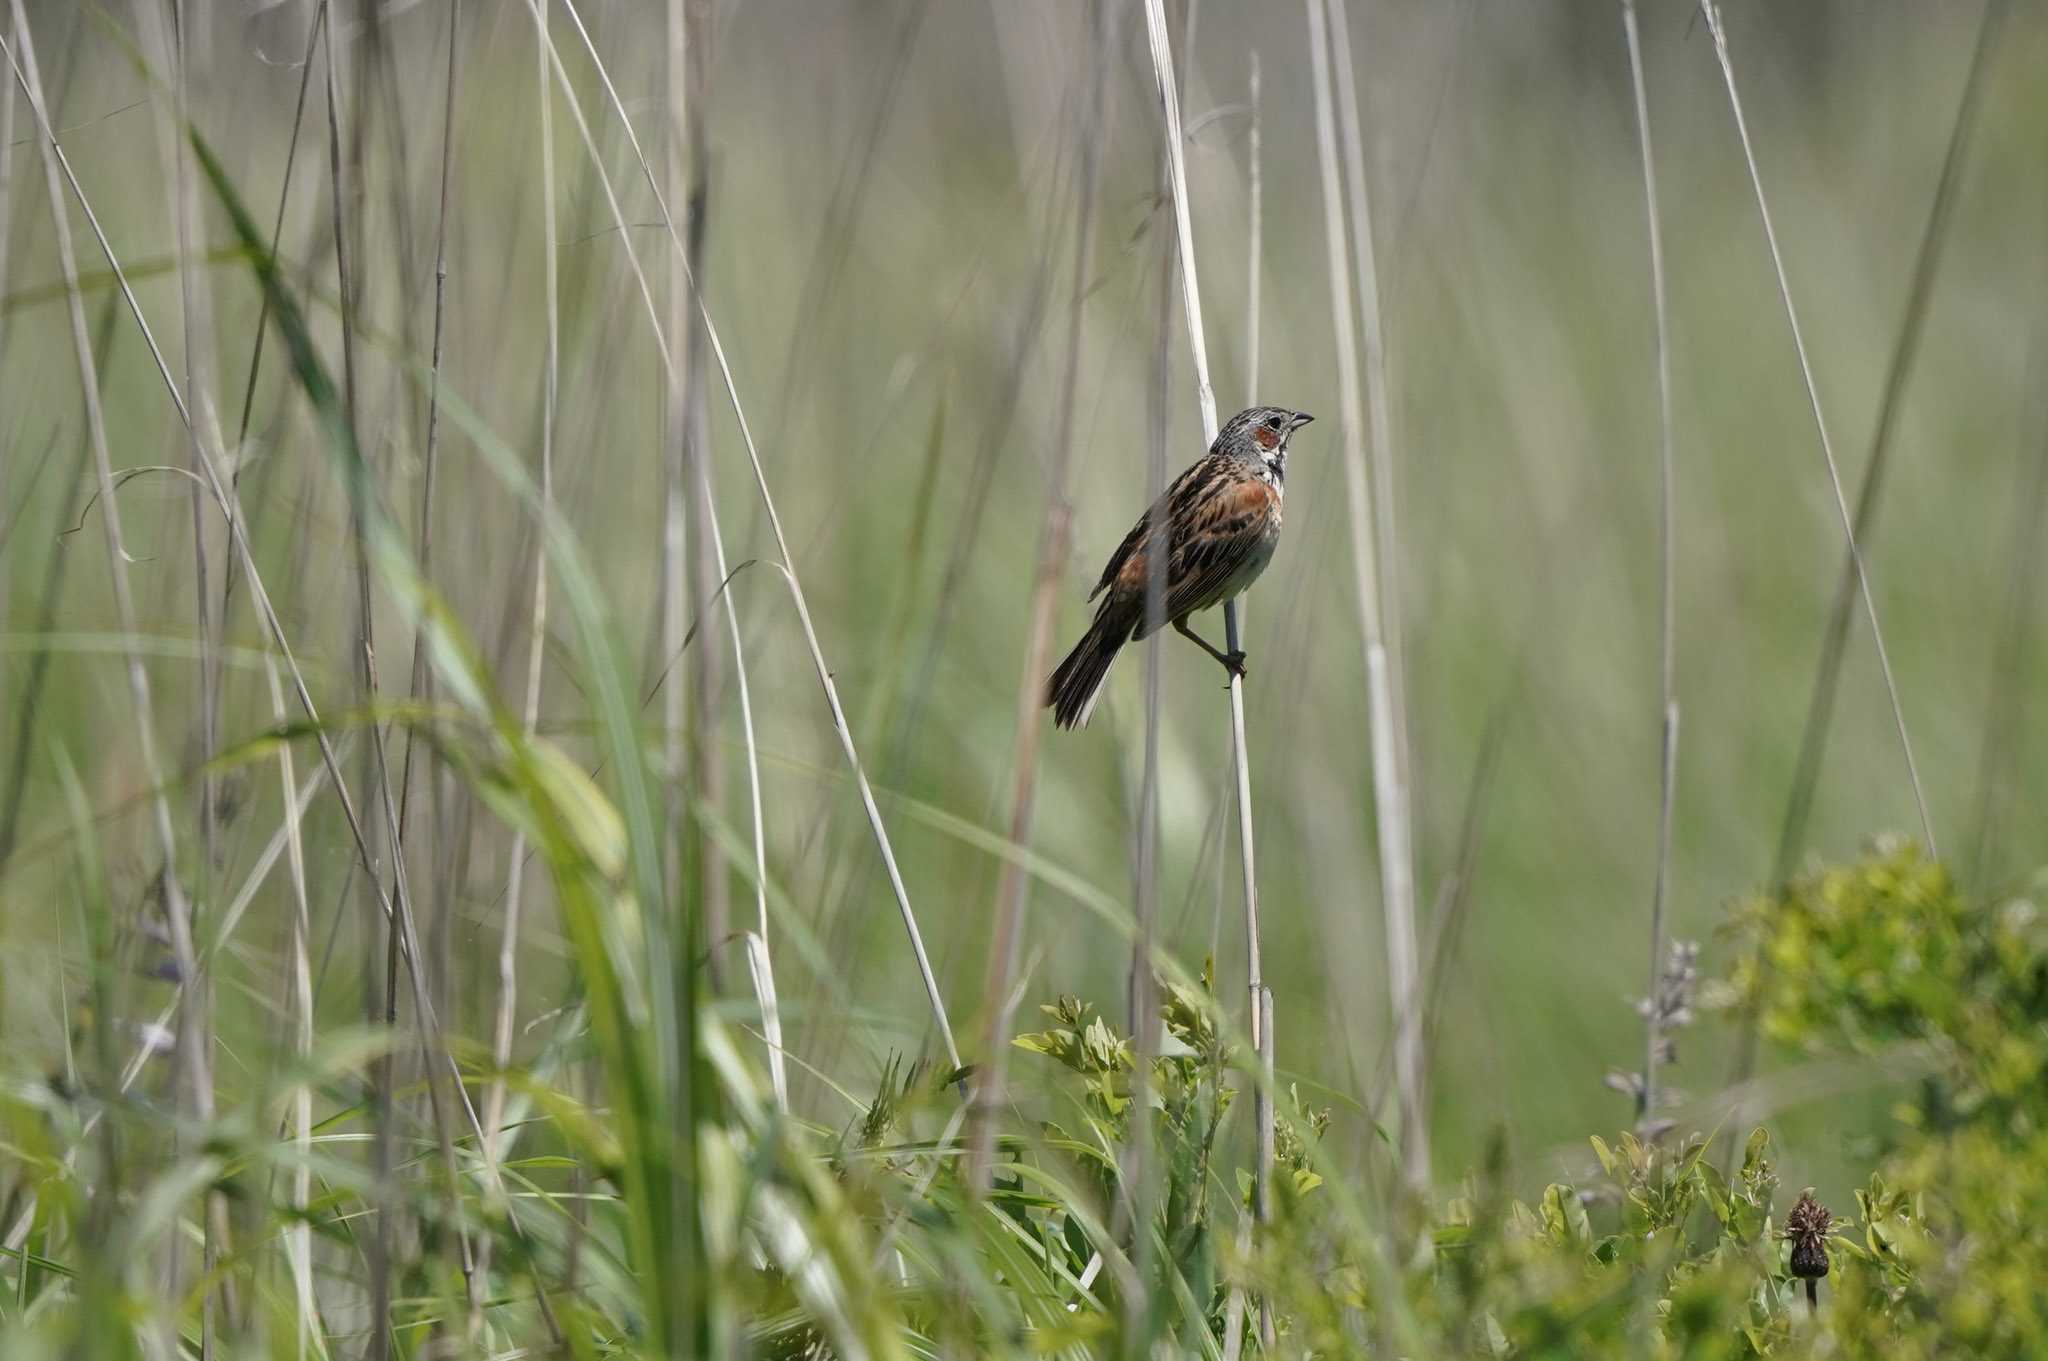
[[265, 660, 324, 1358], [1620, 0, 1679, 1131], [1305, 0, 1425, 1189], [1140, 0, 1273, 1313], [481, 0, 551, 1322], [1323, 0, 1426, 1189], [396, 0, 460, 981], [664, 0, 729, 988], [1222, 45, 1264, 1360]]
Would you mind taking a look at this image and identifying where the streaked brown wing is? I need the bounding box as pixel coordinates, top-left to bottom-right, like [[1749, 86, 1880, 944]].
[[1161, 475, 1277, 620], [1088, 454, 1230, 602]]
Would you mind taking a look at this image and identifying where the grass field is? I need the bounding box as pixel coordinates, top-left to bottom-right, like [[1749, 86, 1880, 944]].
[[2, 1, 2046, 1356]]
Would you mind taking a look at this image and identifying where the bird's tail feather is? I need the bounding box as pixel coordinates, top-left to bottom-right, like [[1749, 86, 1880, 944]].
[[1046, 611, 1127, 730]]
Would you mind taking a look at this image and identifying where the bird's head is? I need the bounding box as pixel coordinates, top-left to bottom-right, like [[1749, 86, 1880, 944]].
[[1217, 405, 1313, 478]]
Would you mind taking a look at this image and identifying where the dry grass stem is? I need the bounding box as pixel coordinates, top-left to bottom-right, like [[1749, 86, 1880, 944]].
[[396, 0, 459, 874], [480, 1, 553, 1316], [1620, 0, 1680, 1130], [1142, 0, 1277, 1328], [265, 660, 326, 1358], [1304, 0, 1424, 1190], [1324, 0, 1426, 1189]]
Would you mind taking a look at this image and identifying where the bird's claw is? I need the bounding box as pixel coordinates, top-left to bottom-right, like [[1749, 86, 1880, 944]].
[[1223, 650, 1249, 683]]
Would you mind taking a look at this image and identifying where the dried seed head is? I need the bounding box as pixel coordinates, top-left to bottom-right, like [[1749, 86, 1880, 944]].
[[1785, 1190, 1832, 1280], [1604, 1068, 1645, 1099]]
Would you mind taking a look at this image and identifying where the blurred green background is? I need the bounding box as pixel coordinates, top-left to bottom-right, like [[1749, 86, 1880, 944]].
[[2, 0, 2044, 1227]]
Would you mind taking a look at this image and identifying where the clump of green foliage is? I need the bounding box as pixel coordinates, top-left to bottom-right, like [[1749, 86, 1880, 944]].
[[1323, 840, 2047, 1359], [1718, 841, 2048, 1356], [942, 842, 2048, 1357]]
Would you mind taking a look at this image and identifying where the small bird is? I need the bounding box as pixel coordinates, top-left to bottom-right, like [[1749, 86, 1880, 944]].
[[1046, 405, 1313, 729]]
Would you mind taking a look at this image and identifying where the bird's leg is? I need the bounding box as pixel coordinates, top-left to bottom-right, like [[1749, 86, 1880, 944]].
[[1173, 616, 1248, 680]]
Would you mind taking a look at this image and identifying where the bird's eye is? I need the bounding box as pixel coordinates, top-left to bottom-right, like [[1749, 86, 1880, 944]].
[[1264, 414, 1284, 430]]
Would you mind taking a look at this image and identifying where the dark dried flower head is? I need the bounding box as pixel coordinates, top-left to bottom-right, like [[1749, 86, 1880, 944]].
[[1785, 1190, 1832, 1280]]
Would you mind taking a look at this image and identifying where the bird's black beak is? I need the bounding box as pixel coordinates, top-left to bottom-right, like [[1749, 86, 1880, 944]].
[[1288, 411, 1315, 430]]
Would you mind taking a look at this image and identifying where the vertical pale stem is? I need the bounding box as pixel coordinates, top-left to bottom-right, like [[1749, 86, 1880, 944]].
[[481, 1, 555, 1317], [126, 17, 234, 1336], [1222, 48, 1263, 1359], [1305, 0, 1425, 1190], [0, 7, 12, 762], [1142, 0, 1275, 1333], [267, 662, 325, 1360], [324, 23, 397, 1353], [665, 0, 777, 1097], [684, 9, 728, 991], [1142, 1, 1217, 439], [1621, 0, 1679, 1129], [324, 6, 478, 1327], [663, 0, 728, 990], [661, 0, 690, 945], [1141, 0, 1239, 968], [141, 6, 225, 1064], [1323, 0, 1425, 1188], [1256, 985, 1276, 1348], [397, 0, 460, 1056], [1245, 53, 1261, 400], [0, 6, 13, 363], [132, 12, 231, 1331], [1126, 149, 1175, 1355]]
